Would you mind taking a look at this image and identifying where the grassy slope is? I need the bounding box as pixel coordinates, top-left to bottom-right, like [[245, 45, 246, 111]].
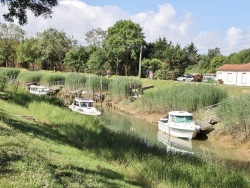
[[0, 100, 140, 188]]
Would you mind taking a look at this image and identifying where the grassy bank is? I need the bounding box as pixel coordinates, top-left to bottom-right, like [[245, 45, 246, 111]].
[[0, 93, 249, 187]]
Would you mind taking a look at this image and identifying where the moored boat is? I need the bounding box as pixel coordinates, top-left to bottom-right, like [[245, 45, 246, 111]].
[[158, 111, 201, 139], [29, 85, 50, 96], [69, 97, 101, 116]]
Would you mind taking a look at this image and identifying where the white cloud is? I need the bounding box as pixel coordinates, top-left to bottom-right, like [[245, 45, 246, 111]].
[[132, 3, 194, 44], [226, 27, 243, 46]]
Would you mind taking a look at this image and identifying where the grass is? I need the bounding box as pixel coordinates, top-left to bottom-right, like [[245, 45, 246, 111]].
[[0, 92, 249, 187]]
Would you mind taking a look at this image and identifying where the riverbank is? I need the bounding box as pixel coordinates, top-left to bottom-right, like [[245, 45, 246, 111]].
[[108, 101, 250, 162]]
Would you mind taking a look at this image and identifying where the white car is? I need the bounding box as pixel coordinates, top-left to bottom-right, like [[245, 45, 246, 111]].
[[177, 75, 194, 82]]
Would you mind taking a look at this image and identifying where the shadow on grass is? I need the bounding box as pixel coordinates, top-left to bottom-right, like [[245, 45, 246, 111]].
[[51, 164, 141, 187], [8, 92, 64, 108]]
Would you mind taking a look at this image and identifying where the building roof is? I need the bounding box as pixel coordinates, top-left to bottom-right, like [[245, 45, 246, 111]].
[[217, 62, 250, 71]]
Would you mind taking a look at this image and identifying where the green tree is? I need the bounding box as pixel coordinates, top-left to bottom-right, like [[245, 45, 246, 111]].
[[17, 37, 40, 69], [36, 28, 77, 71], [64, 46, 89, 72], [142, 58, 163, 79], [150, 37, 172, 61], [0, 0, 58, 25], [87, 48, 108, 74], [209, 55, 227, 73], [208, 47, 221, 60], [106, 20, 145, 76], [185, 42, 199, 66], [166, 44, 188, 77], [85, 28, 107, 48], [196, 54, 210, 73], [227, 49, 250, 64], [0, 23, 25, 67]]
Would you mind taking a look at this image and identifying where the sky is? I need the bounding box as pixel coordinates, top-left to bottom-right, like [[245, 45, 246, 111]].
[[1, 0, 250, 55]]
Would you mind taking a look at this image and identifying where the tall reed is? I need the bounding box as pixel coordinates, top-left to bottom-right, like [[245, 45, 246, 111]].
[[108, 77, 142, 100], [17, 71, 43, 83], [138, 83, 228, 113], [0, 67, 20, 78], [216, 94, 250, 142]]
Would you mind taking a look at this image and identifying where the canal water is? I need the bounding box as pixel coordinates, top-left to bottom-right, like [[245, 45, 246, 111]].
[[99, 107, 247, 162]]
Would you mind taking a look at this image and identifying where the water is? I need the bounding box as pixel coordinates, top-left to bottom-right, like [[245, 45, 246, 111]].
[[100, 107, 248, 162]]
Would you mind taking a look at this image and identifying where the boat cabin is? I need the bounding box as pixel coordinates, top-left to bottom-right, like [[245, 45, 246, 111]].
[[73, 98, 95, 108]]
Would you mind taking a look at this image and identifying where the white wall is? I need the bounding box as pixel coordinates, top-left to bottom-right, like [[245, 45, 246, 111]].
[[216, 71, 250, 86]]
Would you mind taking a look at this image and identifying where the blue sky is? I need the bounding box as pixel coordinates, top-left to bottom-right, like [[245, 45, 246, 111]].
[[1, 0, 250, 55]]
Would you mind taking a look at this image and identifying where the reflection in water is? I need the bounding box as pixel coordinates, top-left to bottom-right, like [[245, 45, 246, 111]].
[[101, 107, 159, 145], [157, 131, 194, 155]]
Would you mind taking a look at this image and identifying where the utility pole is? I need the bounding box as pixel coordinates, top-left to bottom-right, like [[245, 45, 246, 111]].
[[138, 45, 142, 82]]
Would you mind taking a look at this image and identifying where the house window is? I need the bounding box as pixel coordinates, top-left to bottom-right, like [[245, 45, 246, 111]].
[[242, 73, 246, 84], [227, 73, 233, 82]]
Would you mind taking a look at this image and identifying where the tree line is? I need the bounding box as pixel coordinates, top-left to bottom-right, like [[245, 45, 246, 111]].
[[1, 20, 250, 80]]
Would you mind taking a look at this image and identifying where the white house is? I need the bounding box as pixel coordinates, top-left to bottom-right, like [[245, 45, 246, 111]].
[[216, 62, 250, 86]]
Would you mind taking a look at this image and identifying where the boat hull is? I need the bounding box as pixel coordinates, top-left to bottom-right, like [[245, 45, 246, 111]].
[[158, 121, 199, 139], [69, 105, 101, 116]]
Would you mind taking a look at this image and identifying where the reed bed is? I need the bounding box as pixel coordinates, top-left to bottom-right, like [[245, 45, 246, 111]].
[[0, 68, 20, 79], [108, 77, 142, 100], [17, 71, 44, 83], [64, 72, 86, 90], [137, 83, 228, 113], [216, 93, 250, 142]]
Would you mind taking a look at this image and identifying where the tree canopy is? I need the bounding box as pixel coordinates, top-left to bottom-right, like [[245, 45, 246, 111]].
[[0, 0, 58, 25]]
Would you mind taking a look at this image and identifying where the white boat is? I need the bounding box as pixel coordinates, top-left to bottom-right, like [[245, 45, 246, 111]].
[[29, 85, 50, 96], [69, 97, 101, 116], [158, 111, 201, 139], [157, 131, 194, 154]]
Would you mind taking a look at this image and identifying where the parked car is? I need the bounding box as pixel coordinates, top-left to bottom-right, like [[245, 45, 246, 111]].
[[177, 75, 194, 82], [202, 76, 216, 83]]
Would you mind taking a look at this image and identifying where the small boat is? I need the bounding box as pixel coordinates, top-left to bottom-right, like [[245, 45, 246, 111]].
[[158, 111, 201, 139], [29, 85, 50, 96], [69, 97, 101, 116]]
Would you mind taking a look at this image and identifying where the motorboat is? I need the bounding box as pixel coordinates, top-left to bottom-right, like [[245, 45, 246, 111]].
[[29, 85, 50, 96], [69, 97, 101, 116], [157, 130, 194, 154], [158, 111, 201, 139]]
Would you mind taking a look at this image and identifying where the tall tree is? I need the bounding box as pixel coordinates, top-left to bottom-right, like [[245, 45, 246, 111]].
[[85, 28, 107, 48], [209, 55, 227, 73], [0, 0, 58, 25], [17, 37, 40, 69], [185, 42, 199, 66], [36, 28, 77, 71], [150, 37, 172, 61], [106, 20, 145, 76], [167, 44, 188, 77], [87, 48, 108, 74], [207, 47, 221, 60], [227, 49, 250, 64], [64, 46, 89, 72], [0, 23, 25, 67]]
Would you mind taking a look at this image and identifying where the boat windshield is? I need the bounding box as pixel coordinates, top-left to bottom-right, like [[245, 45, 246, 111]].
[[79, 102, 93, 107], [175, 116, 193, 123]]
